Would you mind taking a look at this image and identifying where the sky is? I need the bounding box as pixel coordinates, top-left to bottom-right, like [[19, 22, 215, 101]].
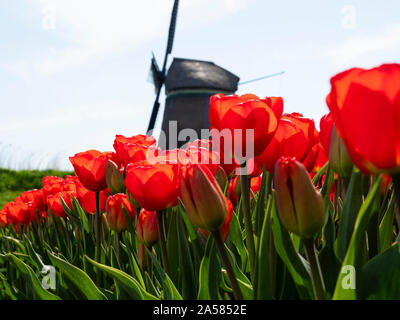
[[0, 0, 399, 170]]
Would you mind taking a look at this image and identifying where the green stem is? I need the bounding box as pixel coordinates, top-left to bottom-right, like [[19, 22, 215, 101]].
[[240, 173, 256, 282], [94, 191, 102, 286], [157, 210, 170, 275], [303, 238, 326, 300], [212, 230, 243, 300], [392, 174, 400, 214]]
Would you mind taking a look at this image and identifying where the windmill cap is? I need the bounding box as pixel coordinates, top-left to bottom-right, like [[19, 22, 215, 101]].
[[165, 58, 240, 93]]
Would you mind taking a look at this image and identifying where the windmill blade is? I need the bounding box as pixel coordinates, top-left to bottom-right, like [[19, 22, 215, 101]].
[[166, 0, 179, 55], [148, 52, 161, 93], [147, 0, 180, 133], [239, 71, 286, 86]]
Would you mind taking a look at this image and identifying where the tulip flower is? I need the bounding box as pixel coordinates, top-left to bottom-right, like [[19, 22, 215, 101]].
[[180, 163, 228, 231], [319, 112, 334, 157], [327, 63, 400, 174], [74, 179, 108, 214], [136, 208, 159, 247], [42, 176, 65, 196], [105, 160, 126, 194], [47, 191, 77, 218], [69, 150, 109, 192], [18, 189, 46, 212], [328, 125, 353, 177], [274, 156, 326, 299], [274, 157, 325, 239], [255, 113, 319, 173], [113, 134, 156, 166], [0, 209, 8, 228], [125, 160, 179, 212], [6, 201, 33, 226], [105, 193, 136, 232], [199, 197, 233, 242], [227, 175, 262, 206]]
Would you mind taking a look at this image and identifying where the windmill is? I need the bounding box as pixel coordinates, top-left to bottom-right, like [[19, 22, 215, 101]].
[[147, 0, 179, 133], [147, 0, 285, 148]]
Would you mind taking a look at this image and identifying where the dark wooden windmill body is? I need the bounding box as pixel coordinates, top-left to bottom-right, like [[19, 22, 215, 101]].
[[160, 58, 239, 148]]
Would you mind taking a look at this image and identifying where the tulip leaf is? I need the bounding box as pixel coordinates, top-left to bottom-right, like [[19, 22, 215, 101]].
[[85, 255, 157, 300], [332, 176, 381, 300], [146, 247, 183, 300], [71, 198, 90, 234], [379, 195, 396, 253], [47, 252, 106, 300], [177, 215, 197, 299], [6, 253, 61, 300], [227, 210, 248, 271], [360, 243, 400, 299], [335, 170, 363, 261], [270, 193, 313, 299], [197, 236, 222, 300], [254, 194, 276, 299]]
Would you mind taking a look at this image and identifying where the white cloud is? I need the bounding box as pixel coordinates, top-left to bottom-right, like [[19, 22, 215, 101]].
[[8, 0, 250, 79], [325, 24, 400, 66]]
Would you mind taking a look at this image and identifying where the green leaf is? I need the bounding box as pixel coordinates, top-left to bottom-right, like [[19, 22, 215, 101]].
[[379, 195, 396, 253], [254, 195, 275, 299], [336, 170, 363, 261], [270, 193, 313, 299], [177, 215, 196, 299], [6, 253, 61, 300], [332, 176, 381, 300], [197, 236, 221, 300], [85, 255, 157, 300], [146, 248, 183, 300], [47, 252, 106, 300], [71, 198, 90, 234], [360, 243, 400, 299]]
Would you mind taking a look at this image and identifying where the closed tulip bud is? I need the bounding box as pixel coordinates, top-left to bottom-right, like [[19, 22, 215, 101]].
[[214, 165, 228, 191], [136, 209, 159, 247], [105, 193, 136, 232], [329, 126, 353, 177], [180, 164, 227, 231], [105, 160, 126, 194], [274, 157, 325, 238]]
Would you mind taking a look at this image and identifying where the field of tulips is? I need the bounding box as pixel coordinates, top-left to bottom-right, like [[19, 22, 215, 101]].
[[1, 63, 400, 301]]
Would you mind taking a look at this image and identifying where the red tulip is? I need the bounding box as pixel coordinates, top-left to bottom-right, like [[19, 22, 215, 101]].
[[47, 191, 77, 218], [69, 150, 109, 192], [18, 189, 46, 212], [125, 160, 179, 211], [180, 163, 227, 231], [42, 176, 65, 196], [227, 175, 262, 206], [113, 134, 156, 166], [319, 112, 334, 157], [74, 179, 108, 214], [0, 209, 8, 228], [6, 200, 33, 226], [274, 157, 325, 238], [255, 113, 319, 172], [199, 196, 233, 242], [105, 193, 136, 232], [327, 63, 400, 174], [136, 208, 159, 247], [209, 93, 283, 171]]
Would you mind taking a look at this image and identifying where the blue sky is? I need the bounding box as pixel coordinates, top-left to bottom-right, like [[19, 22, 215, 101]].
[[1, 0, 399, 170]]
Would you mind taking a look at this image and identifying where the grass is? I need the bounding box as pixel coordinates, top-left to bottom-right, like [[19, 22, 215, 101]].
[[0, 168, 73, 209]]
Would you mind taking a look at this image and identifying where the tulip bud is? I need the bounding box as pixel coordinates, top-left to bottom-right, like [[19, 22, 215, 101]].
[[214, 165, 228, 191], [105, 193, 136, 232], [199, 196, 233, 242], [274, 157, 325, 238], [105, 160, 126, 194], [136, 209, 159, 247], [328, 126, 353, 177], [180, 164, 228, 231]]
